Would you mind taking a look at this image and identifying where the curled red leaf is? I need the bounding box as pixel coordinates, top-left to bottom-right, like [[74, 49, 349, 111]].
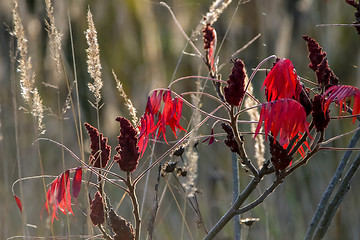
[[138, 90, 185, 156], [262, 58, 301, 102], [325, 85, 360, 123], [72, 167, 82, 199], [14, 195, 22, 213], [44, 170, 73, 223], [254, 99, 309, 145]]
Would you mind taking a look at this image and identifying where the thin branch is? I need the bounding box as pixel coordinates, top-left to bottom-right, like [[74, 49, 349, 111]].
[[304, 124, 360, 240], [160, 2, 204, 61], [313, 152, 360, 240]]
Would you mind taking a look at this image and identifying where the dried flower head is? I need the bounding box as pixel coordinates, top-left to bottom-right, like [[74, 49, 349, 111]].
[[345, 0, 360, 34], [312, 94, 330, 132], [224, 59, 246, 106], [90, 191, 104, 226], [85, 9, 103, 104], [269, 136, 292, 171], [203, 24, 217, 70], [109, 209, 135, 240], [221, 123, 239, 154], [303, 36, 338, 88], [114, 117, 140, 172], [84, 123, 111, 168], [316, 58, 339, 89], [303, 35, 327, 72]]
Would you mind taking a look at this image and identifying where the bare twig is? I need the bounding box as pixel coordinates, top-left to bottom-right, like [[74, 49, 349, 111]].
[[313, 152, 360, 240], [304, 125, 360, 240]]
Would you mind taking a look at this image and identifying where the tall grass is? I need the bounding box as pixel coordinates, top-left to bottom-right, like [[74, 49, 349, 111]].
[[1, 0, 360, 239]]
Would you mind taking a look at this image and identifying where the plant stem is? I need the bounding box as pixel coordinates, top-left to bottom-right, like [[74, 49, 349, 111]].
[[232, 152, 241, 240], [313, 152, 360, 240], [304, 125, 360, 240], [204, 160, 272, 240], [127, 173, 141, 240]]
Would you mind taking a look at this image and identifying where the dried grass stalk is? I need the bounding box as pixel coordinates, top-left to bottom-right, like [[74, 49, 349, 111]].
[[112, 70, 138, 127], [85, 9, 103, 105], [45, 0, 62, 75], [12, 0, 45, 134], [244, 74, 265, 168], [192, 0, 232, 39], [183, 80, 202, 197]]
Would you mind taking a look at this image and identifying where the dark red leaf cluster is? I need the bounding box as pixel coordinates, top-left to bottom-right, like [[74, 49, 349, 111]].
[[221, 123, 239, 154], [303, 36, 338, 88], [346, 0, 360, 34], [224, 59, 246, 106], [269, 136, 292, 170], [312, 94, 330, 132], [84, 123, 111, 168], [43, 169, 83, 223], [114, 117, 140, 173], [203, 24, 216, 70], [262, 58, 302, 102], [109, 209, 135, 240], [138, 90, 185, 156], [90, 191, 104, 226]]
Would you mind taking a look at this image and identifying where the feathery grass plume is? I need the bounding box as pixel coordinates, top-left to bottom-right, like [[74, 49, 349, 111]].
[[12, 0, 45, 134], [85, 9, 103, 105], [113, 70, 138, 127], [192, 0, 232, 39], [45, 0, 62, 75], [244, 74, 265, 168], [183, 81, 201, 197]]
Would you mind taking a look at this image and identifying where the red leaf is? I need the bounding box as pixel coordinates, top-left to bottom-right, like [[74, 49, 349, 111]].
[[202, 129, 215, 146], [72, 167, 82, 199], [145, 90, 163, 116], [262, 58, 301, 102], [325, 85, 360, 123], [43, 170, 74, 223], [14, 195, 22, 213], [255, 99, 309, 145]]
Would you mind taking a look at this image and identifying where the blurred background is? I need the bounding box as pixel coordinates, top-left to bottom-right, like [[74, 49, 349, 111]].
[[0, 0, 359, 239]]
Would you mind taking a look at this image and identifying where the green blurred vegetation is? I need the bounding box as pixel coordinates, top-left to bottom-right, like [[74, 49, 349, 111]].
[[0, 0, 359, 239]]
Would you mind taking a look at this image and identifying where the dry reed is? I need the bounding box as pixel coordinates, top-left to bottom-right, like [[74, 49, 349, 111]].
[[85, 9, 103, 105], [12, 0, 45, 134]]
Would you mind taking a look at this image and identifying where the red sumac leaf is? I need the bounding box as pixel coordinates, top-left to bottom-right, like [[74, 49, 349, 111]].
[[14, 195, 22, 213], [325, 85, 360, 123], [72, 167, 82, 199], [255, 99, 309, 145]]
